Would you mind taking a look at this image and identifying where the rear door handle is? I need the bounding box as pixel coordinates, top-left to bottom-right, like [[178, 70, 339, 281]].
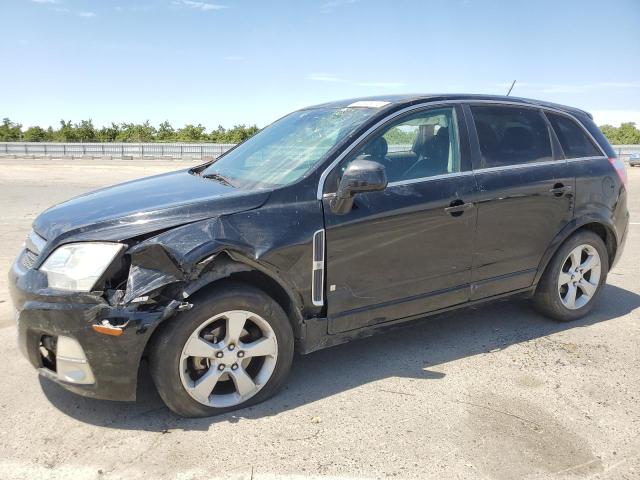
[[444, 200, 474, 216], [549, 183, 573, 197]]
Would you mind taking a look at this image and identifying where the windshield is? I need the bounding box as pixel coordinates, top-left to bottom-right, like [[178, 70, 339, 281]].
[[200, 107, 377, 189]]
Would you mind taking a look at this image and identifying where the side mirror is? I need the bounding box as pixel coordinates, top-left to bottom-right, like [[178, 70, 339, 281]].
[[330, 159, 388, 215]]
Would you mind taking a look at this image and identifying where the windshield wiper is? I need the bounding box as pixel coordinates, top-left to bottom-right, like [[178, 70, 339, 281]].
[[201, 172, 236, 188]]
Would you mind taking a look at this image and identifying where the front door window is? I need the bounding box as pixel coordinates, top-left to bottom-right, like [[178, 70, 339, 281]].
[[332, 107, 461, 188]]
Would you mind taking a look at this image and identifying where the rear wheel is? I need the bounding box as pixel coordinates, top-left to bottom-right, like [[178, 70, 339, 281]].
[[533, 230, 609, 322], [150, 282, 294, 417]]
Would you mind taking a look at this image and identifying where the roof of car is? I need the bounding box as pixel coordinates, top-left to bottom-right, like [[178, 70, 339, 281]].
[[305, 94, 592, 118]]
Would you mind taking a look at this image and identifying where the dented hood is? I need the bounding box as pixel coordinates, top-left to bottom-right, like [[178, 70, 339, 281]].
[[33, 169, 271, 243]]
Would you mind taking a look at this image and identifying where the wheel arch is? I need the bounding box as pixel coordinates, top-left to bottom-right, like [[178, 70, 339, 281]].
[[142, 252, 306, 358], [196, 269, 305, 342], [534, 215, 617, 285]]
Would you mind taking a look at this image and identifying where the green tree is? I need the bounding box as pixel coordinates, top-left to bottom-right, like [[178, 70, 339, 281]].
[[225, 124, 259, 143], [177, 124, 207, 142], [97, 123, 121, 142], [157, 121, 176, 142], [0, 119, 257, 144], [207, 124, 259, 143], [57, 120, 79, 142], [23, 126, 49, 142], [600, 122, 640, 145], [75, 119, 97, 142], [600, 124, 618, 144], [0, 118, 22, 141], [46, 127, 55, 141], [617, 122, 640, 144], [208, 125, 227, 143], [116, 121, 157, 142]]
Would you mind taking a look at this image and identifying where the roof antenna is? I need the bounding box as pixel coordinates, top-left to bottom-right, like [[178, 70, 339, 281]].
[[506, 80, 516, 96]]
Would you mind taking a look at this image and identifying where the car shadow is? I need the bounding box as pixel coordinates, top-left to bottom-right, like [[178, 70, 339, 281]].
[[39, 283, 640, 431]]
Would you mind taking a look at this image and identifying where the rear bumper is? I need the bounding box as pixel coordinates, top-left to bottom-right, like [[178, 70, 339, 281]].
[[611, 211, 629, 270], [610, 187, 630, 270], [9, 259, 166, 401]]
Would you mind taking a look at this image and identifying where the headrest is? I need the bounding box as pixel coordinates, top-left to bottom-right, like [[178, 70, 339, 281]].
[[412, 125, 434, 155], [436, 126, 449, 139], [364, 136, 388, 159]]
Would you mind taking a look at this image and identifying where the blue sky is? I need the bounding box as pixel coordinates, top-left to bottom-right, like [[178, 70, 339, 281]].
[[1, 0, 639, 129]]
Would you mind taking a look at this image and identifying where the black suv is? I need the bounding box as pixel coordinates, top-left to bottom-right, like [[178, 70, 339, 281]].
[[9, 95, 629, 417]]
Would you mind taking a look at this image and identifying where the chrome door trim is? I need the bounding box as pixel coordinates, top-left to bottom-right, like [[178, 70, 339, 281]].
[[565, 155, 608, 163], [386, 170, 474, 188], [311, 229, 325, 307], [473, 159, 560, 174], [472, 156, 607, 175]]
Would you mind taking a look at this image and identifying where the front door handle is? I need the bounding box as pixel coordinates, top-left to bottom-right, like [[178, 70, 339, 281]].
[[549, 183, 573, 197], [444, 200, 474, 217]]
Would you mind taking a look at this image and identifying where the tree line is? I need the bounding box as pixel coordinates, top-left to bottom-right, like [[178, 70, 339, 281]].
[[0, 118, 259, 143], [1, 117, 639, 145], [599, 123, 640, 145]]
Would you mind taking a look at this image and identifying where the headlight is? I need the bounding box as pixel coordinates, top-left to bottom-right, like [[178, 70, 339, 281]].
[[40, 242, 124, 292]]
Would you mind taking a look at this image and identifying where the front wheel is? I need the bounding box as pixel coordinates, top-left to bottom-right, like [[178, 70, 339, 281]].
[[149, 282, 294, 417], [533, 230, 609, 322]]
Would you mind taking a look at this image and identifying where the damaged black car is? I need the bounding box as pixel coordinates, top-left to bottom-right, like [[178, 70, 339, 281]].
[[9, 94, 629, 417]]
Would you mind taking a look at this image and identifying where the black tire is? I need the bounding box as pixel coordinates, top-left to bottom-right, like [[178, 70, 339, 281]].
[[149, 281, 294, 417], [533, 230, 609, 322]]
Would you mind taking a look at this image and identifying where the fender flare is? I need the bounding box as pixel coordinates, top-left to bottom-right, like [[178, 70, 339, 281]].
[[182, 250, 306, 329], [533, 213, 618, 285]]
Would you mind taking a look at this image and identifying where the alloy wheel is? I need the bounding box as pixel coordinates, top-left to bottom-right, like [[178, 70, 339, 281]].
[[557, 244, 602, 310], [179, 310, 278, 408]]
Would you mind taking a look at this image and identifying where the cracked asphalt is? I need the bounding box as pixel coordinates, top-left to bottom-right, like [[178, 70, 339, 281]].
[[0, 158, 638, 480]]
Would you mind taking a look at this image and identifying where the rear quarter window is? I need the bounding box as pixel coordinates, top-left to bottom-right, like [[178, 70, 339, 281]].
[[471, 106, 552, 168], [546, 112, 601, 159], [576, 113, 616, 158]]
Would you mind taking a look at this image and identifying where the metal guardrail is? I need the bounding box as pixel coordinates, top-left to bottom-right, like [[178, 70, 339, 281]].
[[611, 145, 640, 162], [0, 142, 236, 159], [0, 142, 638, 161]]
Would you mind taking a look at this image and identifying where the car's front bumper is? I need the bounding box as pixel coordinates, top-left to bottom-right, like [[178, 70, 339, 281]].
[[9, 258, 167, 401]]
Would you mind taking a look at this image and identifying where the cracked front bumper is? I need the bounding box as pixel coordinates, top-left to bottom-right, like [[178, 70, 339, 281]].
[[9, 258, 166, 401]]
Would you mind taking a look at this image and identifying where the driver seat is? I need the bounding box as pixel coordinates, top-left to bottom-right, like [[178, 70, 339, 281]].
[[405, 126, 451, 178]]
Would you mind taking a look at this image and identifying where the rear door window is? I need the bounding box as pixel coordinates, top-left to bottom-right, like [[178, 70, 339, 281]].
[[471, 106, 553, 168], [546, 112, 601, 159]]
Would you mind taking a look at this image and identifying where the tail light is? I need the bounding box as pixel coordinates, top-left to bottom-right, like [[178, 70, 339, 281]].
[[608, 156, 627, 187]]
